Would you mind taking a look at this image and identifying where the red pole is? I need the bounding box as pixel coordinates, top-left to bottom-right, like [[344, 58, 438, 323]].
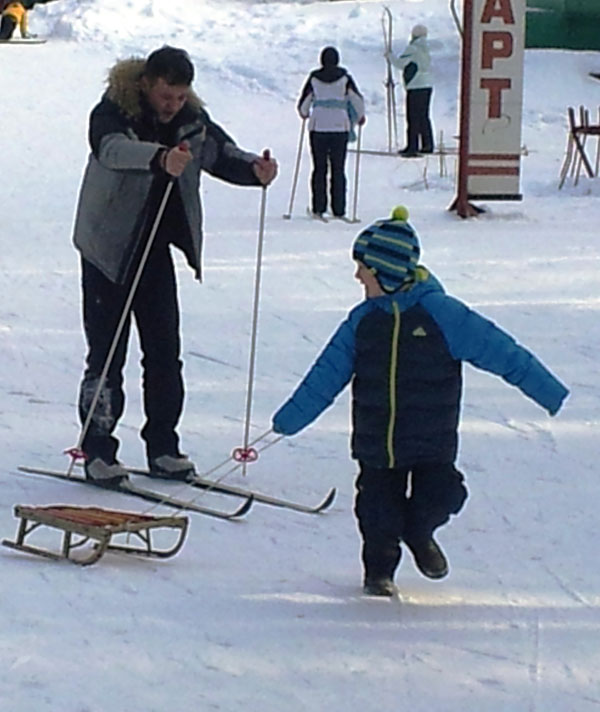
[[450, 0, 482, 218]]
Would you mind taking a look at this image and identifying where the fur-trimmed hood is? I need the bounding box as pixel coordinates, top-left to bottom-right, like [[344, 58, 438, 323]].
[[104, 57, 204, 119]]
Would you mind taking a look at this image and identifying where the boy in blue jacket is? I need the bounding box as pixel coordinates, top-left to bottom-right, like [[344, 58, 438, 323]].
[[272, 207, 569, 597]]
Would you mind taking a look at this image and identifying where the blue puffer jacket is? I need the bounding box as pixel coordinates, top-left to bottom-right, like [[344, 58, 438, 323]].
[[272, 268, 569, 468]]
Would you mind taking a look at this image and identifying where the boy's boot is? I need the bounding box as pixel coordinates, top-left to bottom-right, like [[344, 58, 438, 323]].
[[85, 458, 129, 489], [362, 545, 400, 597], [405, 536, 448, 579], [363, 576, 396, 597], [148, 453, 196, 481]]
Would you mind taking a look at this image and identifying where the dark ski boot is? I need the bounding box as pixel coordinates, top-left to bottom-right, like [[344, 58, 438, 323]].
[[363, 577, 396, 597], [406, 537, 448, 579]]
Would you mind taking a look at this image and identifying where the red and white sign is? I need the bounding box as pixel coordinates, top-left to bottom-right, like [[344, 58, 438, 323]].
[[453, 0, 526, 214]]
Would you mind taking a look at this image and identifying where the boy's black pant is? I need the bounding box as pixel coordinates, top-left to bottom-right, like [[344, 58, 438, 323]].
[[309, 131, 349, 217], [354, 462, 467, 581], [404, 87, 434, 154], [78, 249, 184, 466]]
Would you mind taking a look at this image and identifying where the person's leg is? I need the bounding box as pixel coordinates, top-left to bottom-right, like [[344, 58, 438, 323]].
[[309, 131, 328, 215], [78, 259, 130, 467], [133, 247, 184, 466], [404, 463, 468, 578], [329, 132, 349, 217], [0, 16, 17, 40], [401, 90, 419, 155], [415, 87, 434, 153], [354, 463, 409, 593]]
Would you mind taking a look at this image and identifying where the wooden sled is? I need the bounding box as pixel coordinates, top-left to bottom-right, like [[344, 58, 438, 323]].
[[2, 504, 189, 565]]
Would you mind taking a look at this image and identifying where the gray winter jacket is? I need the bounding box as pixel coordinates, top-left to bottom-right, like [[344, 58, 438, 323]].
[[72, 58, 260, 284]]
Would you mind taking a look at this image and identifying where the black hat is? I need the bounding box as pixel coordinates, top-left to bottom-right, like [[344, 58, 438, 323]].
[[320, 46, 340, 67]]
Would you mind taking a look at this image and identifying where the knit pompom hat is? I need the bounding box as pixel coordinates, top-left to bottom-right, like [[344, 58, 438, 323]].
[[352, 206, 421, 293]]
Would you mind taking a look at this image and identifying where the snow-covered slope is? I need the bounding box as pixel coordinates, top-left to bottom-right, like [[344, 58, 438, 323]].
[[1, 1, 599, 710]]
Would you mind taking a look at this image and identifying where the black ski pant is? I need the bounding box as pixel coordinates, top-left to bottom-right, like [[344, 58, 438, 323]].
[[309, 131, 349, 217], [78, 249, 184, 466], [0, 16, 17, 40], [404, 87, 434, 154], [354, 462, 467, 582]]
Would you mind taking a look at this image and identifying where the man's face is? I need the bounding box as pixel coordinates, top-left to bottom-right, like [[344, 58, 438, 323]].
[[354, 261, 384, 298], [142, 77, 189, 124]]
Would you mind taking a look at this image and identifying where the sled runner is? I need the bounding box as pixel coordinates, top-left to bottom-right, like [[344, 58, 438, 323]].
[[0, 38, 47, 44], [3, 504, 189, 565]]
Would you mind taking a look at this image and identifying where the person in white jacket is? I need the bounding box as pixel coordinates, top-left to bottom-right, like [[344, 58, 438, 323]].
[[387, 24, 434, 157], [297, 46, 365, 218]]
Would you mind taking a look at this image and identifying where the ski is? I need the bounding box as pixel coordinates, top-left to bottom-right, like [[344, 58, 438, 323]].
[[330, 215, 361, 225], [187, 475, 336, 514], [124, 467, 337, 515], [382, 6, 399, 152], [348, 147, 456, 157], [0, 38, 47, 44], [348, 148, 401, 157], [15, 466, 253, 520], [306, 207, 329, 223]]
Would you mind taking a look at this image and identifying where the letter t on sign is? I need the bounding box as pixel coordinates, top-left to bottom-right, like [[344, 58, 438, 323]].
[[480, 78, 511, 118]]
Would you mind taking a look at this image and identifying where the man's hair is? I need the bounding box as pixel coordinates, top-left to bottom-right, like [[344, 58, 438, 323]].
[[144, 46, 195, 86]]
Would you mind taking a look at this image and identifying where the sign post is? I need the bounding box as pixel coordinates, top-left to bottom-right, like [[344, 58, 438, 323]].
[[450, 0, 526, 218]]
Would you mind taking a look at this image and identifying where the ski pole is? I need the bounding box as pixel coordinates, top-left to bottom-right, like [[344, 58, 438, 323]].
[[283, 118, 307, 219], [382, 6, 399, 153], [239, 149, 271, 475], [350, 123, 363, 224], [67, 148, 187, 474]]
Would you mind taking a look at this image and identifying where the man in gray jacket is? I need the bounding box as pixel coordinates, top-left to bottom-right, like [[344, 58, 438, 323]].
[[72, 46, 277, 487]]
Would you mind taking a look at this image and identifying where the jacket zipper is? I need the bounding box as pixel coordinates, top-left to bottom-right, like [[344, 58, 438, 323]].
[[386, 302, 401, 468]]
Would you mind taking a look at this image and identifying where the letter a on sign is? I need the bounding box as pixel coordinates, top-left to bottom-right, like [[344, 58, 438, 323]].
[[451, 0, 525, 217]]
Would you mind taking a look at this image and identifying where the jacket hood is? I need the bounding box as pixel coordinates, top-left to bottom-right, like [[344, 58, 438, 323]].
[[310, 65, 348, 84], [104, 57, 204, 119], [373, 266, 445, 313], [410, 35, 429, 48]]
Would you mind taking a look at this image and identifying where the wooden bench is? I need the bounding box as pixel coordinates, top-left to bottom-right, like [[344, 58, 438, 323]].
[[3, 504, 189, 565]]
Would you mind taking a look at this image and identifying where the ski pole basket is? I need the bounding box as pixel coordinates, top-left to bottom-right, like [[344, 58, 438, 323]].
[[3, 504, 189, 565]]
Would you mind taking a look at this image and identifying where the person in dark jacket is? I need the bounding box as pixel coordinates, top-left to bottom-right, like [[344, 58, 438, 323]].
[[298, 46, 365, 220], [271, 206, 569, 597], [72, 46, 277, 488], [0, 0, 55, 39]]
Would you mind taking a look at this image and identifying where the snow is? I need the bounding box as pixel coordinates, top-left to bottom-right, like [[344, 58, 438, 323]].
[[1, 0, 599, 709]]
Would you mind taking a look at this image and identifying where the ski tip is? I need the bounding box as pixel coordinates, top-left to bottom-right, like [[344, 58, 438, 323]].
[[316, 487, 337, 513], [231, 494, 254, 518]]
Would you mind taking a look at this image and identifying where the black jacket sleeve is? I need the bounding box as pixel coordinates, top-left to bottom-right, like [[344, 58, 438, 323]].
[[198, 109, 260, 186]]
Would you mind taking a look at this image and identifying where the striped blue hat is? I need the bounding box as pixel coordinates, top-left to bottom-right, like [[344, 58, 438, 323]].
[[352, 206, 421, 292]]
